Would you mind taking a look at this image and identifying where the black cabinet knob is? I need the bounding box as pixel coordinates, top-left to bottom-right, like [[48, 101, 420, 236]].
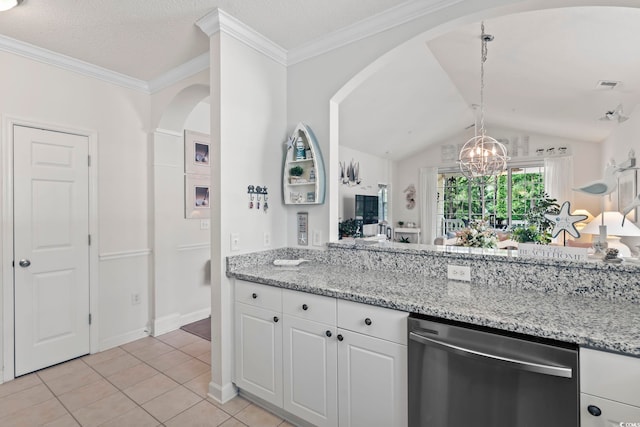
[[364, 318, 372, 326], [252, 293, 257, 299], [337, 334, 344, 341], [302, 304, 308, 311], [325, 330, 332, 337], [587, 405, 601, 417], [273, 316, 279, 323]]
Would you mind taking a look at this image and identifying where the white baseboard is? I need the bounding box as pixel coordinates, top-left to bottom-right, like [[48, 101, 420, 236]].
[[99, 327, 149, 352], [152, 308, 211, 337], [152, 313, 181, 336], [180, 308, 210, 326], [208, 381, 237, 404]]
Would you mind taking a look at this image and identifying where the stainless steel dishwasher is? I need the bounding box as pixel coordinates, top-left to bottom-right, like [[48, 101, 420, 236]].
[[408, 315, 579, 427]]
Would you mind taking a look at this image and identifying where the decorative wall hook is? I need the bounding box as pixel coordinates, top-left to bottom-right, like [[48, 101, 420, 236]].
[[248, 185, 268, 212]]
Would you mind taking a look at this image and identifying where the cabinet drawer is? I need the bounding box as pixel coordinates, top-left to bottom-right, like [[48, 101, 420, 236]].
[[282, 289, 336, 325], [337, 299, 408, 345], [581, 348, 640, 407], [235, 280, 282, 312], [580, 393, 640, 427]]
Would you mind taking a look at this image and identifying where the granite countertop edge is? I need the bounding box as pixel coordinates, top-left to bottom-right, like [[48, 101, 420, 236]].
[[228, 265, 640, 358]]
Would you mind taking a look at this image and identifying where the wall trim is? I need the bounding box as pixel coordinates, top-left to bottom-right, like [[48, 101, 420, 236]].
[[181, 308, 211, 326], [208, 381, 238, 404], [99, 249, 152, 261], [196, 9, 287, 66], [0, 34, 150, 93], [152, 313, 181, 337], [99, 328, 149, 352], [287, 0, 464, 65], [154, 128, 183, 138], [148, 53, 210, 94], [177, 242, 211, 252]]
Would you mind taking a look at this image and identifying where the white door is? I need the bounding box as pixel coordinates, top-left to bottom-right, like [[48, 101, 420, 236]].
[[283, 315, 338, 427], [13, 125, 90, 376], [337, 330, 408, 427], [234, 302, 283, 406]]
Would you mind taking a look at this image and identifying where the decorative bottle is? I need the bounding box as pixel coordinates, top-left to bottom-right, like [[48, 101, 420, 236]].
[[295, 137, 305, 160]]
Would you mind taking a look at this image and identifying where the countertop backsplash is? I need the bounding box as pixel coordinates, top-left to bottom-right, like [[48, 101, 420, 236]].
[[227, 241, 640, 304]]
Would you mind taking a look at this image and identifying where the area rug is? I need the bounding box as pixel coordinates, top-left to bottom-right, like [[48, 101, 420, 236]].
[[180, 317, 211, 341]]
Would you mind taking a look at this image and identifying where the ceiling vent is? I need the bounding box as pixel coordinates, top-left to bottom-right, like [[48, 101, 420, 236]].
[[596, 80, 622, 89]]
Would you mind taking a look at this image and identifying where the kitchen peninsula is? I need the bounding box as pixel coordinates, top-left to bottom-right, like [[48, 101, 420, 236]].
[[227, 242, 640, 427]]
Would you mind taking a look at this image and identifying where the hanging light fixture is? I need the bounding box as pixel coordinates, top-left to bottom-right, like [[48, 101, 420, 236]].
[[458, 22, 509, 178]]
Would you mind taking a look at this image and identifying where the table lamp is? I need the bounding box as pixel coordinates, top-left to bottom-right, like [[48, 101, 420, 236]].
[[580, 211, 640, 257]]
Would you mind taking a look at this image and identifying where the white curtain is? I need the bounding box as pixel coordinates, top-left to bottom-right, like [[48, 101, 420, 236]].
[[544, 156, 574, 205], [419, 167, 439, 244]]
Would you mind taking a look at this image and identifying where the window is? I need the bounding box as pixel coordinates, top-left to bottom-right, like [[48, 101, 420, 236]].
[[437, 164, 545, 235]]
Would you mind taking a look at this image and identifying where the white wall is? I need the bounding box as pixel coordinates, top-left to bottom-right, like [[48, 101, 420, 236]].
[[208, 31, 288, 401], [0, 50, 151, 360], [338, 146, 390, 224], [392, 126, 603, 228], [151, 101, 212, 335]]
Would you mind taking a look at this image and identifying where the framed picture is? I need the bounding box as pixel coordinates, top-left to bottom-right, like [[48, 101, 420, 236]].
[[618, 168, 637, 223], [185, 175, 210, 219], [185, 130, 211, 175]]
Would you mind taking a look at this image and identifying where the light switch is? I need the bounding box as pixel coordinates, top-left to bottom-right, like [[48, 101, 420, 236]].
[[230, 233, 240, 251], [200, 219, 210, 230]]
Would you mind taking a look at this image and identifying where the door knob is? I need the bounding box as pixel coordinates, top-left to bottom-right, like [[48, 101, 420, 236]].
[[18, 259, 31, 268]]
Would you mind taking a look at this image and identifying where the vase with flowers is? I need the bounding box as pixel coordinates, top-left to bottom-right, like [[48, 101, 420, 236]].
[[456, 220, 498, 248]]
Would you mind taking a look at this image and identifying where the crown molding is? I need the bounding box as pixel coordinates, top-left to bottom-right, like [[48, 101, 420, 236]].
[[0, 34, 150, 92], [196, 8, 287, 66], [148, 53, 210, 94], [287, 0, 464, 65]]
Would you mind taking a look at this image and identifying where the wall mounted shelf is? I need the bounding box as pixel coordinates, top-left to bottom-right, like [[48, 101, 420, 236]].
[[283, 122, 326, 205]]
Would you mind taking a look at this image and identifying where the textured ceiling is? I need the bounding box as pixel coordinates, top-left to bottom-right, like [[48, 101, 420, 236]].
[[0, 0, 410, 80]]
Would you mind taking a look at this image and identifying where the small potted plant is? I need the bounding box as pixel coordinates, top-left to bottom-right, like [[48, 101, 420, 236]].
[[289, 165, 304, 183]]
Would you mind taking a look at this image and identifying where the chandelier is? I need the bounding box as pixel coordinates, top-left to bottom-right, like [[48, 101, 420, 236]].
[[458, 22, 509, 178]]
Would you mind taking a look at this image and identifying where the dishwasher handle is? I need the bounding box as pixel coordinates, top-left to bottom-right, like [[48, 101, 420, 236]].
[[409, 331, 573, 379]]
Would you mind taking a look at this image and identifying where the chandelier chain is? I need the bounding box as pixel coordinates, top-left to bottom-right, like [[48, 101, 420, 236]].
[[480, 21, 488, 136]]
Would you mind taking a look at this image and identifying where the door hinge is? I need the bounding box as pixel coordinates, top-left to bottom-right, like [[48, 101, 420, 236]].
[[88, 155, 91, 167], [88, 234, 91, 245], [89, 313, 92, 325]]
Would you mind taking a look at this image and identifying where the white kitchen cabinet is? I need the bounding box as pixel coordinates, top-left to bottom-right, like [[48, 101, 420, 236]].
[[337, 299, 408, 427], [234, 301, 283, 407], [282, 289, 338, 426], [233, 280, 408, 427], [283, 315, 338, 426], [337, 328, 407, 427], [580, 348, 640, 427]]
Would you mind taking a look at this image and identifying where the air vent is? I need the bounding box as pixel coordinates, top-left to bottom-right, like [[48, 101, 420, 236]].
[[596, 80, 621, 89]]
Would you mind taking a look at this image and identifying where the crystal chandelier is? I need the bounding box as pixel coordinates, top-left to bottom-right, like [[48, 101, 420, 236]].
[[458, 22, 509, 178]]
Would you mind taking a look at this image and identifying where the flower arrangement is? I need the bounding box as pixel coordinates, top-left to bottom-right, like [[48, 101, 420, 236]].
[[456, 220, 498, 248]]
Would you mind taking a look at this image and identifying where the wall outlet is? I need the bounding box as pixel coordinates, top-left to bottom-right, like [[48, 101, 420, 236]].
[[230, 233, 240, 251], [447, 265, 471, 282], [312, 229, 322, 246], [200, 219, 210, 230], [264, 231, 271, 247], [131, 293, 141, 305]]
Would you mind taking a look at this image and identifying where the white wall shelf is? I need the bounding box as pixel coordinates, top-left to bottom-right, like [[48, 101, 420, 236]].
[[283, 122, 326, 205]]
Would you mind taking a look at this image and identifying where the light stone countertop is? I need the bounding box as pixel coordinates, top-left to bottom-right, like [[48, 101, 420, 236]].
[[228, 261, 640, 358]]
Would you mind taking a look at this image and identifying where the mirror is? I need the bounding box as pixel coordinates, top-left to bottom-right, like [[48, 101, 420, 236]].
[[335, 6, 640, 248]]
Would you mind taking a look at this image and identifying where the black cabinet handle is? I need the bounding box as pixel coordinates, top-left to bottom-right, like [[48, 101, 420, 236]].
[[273, 316, 279, 323], [325, 330, 332, 337], [587, 405, 601, 417], [252, 293, 257, 299], [337, 334, 344, 341], [364, 318, 372, 326], [302, 304, 308, 311]]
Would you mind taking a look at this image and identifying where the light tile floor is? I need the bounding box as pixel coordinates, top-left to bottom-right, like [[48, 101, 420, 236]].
[[0, 329, 294, 427]]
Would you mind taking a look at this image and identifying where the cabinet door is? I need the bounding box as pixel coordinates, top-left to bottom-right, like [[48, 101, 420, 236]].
[[337, 330, 407, 427], [283, 315, 338, 427], [581, 394, 640, 427], [234, 302, 283, 407]]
